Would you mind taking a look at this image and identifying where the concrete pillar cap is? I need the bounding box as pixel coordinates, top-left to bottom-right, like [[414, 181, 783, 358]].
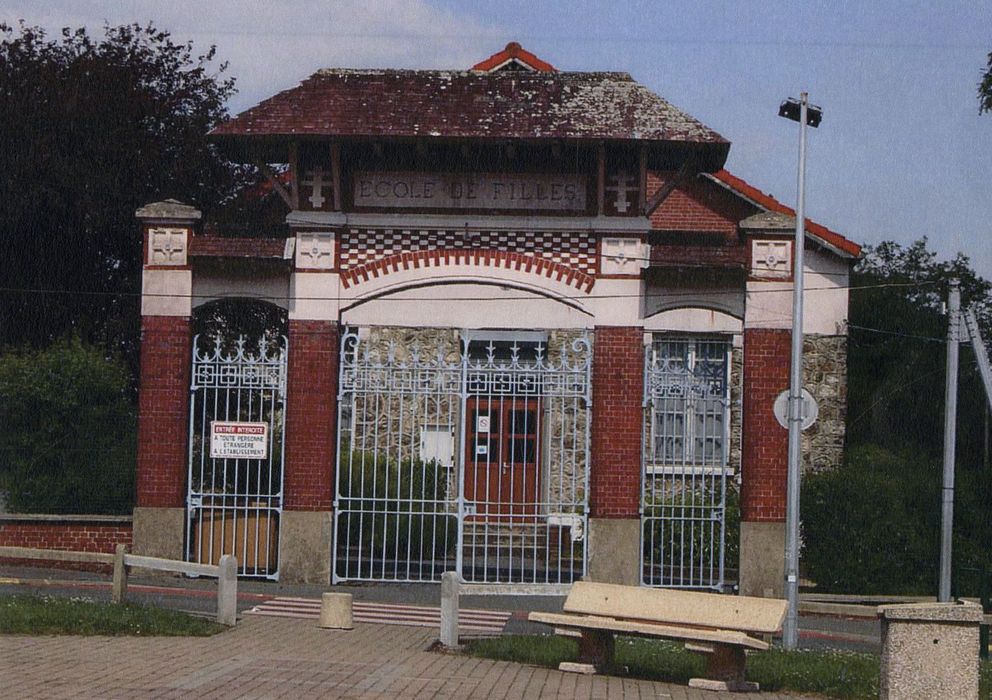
[[877, 601, 984, 623]]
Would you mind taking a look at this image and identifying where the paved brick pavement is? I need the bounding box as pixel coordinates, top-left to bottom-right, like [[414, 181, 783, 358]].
[[0, 617, 817, 699]]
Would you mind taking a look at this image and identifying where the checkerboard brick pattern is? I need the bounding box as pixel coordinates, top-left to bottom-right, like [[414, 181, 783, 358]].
[[340, 228, 597, 275]]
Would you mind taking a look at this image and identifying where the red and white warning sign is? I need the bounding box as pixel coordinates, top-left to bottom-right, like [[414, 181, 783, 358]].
[[210, 421, 269, 459]]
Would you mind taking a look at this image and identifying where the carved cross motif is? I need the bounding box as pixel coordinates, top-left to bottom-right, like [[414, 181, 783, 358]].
[[149, 228, 187, 265], [606, 170, 636, 213], [296, 232, 334, 269], [301, 168, 331, 209]]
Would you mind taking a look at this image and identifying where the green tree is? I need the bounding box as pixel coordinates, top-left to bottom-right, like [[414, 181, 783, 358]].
[[979, 51, 992, 113], [802, 238, 992, 594], [0, 22, 247, 375], [0, 338, 136, 514]]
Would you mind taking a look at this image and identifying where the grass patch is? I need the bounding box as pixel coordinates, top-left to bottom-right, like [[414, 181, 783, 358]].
[[0, 594, 226, 636], [467, 634, 992, 699]]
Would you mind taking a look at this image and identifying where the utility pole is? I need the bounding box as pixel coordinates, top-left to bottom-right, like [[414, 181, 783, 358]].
[[938, 279, 960, 602]]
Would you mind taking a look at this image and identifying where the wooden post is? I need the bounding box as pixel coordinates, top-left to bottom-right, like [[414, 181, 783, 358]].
[[111, 544, 128, 604], [596, 142, 606, 215], [288, 141, 300, 210], [216, 555, 238, 626], [638, 145, 648, 215], [330, 142, 342, 212]]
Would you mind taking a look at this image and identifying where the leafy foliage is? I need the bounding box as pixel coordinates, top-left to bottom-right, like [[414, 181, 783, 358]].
[[803, 238, 992, 594], [0, 22, 247, 375], [0, 338, 135, 513], [336, 449, 457, 579], [803, 445, 940, 594], [980, 51, 992, 114]]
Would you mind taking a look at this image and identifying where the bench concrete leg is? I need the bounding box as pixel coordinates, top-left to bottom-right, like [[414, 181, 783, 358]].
[[688, 644, 758, 693], [559, 630, 614, 674]]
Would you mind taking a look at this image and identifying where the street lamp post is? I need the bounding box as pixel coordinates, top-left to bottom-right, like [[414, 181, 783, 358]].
[[778, 93, 821, 650]]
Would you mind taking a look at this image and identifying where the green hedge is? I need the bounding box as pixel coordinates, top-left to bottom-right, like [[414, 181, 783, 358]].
[[0, 338, 135, 514], [801, 444, 960, 595], [337, 449, 457, 561]]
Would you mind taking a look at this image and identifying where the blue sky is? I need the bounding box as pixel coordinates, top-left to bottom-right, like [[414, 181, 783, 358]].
[[4, 1, 990, 275]]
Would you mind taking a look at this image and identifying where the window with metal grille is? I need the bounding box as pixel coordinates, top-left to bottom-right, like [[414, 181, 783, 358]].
[[646, 337, 730, 473]]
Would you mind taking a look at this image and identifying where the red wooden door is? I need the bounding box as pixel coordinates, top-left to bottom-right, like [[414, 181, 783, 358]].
[[464, 398, 540, 519]]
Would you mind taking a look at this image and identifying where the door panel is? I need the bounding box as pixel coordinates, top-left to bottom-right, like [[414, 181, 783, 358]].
[[465, 398, 540, 518]]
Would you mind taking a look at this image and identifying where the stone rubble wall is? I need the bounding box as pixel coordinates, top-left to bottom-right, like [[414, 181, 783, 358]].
[[344, 326, 591, 512], [802, 334, 847, 473]]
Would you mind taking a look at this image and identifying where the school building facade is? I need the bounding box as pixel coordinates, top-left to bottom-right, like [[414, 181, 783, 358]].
[[132, 43, 860, 597]]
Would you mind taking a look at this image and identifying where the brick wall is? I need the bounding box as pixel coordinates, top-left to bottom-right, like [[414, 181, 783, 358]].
[[590, 326, 643, 518], [284, 320, 339, 510], [648, 172, 755, 235], [741, 328, 790, 521], [0, 516, 133, 572], [136, 315, 192, 508]]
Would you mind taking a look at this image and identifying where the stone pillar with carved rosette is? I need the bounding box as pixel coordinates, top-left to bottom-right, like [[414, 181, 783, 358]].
[[133, 199, 200, 560], [280, 211, 345, 583]]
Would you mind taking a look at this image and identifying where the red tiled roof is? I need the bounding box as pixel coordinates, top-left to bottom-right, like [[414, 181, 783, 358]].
[[210, 69, 728, 156], [709, 170, 861, 258], [472, 42, 556, 72]]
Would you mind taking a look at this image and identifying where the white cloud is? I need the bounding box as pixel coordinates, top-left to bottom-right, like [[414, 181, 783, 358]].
[[2, 1, 506, 111]]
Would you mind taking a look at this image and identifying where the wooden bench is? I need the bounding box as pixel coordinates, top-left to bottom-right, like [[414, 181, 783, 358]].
[[528, 581, 787, 692]]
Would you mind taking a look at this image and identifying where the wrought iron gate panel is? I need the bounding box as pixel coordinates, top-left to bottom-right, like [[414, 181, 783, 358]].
[[186, 335, 287, 579], [334, 329, 591, 584], [641, 337, 730, 590]]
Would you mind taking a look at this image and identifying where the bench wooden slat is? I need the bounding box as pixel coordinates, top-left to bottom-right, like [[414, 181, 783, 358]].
[[529, 611, 770, 651], [562, 582, 787, 635]]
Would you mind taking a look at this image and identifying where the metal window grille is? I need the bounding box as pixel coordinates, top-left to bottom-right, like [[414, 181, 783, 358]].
[[186, 335, 287, 579], [642, 336, 730, 590], [333, 329, 591, 585]]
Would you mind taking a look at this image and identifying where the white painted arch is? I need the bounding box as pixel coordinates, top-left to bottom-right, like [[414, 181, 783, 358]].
[[643, 306, 743, 335], [340, 270, 595, 330]]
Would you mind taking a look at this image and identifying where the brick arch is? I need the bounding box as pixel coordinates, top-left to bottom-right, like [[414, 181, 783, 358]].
[[340, 248, 595, 293]]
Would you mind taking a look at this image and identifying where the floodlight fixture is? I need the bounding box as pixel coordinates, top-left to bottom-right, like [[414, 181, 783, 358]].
[[779, 98, 823, 128]]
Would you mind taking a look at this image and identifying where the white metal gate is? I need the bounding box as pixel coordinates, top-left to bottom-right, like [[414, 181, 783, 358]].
[[642, 336, 730, 590], [186, 335, 287, 579], [333, 329, 591, 584]]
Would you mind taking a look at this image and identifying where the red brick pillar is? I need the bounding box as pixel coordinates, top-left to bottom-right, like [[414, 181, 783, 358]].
[[739, 328, 790, 596], [135, 315, 192, 509], [279, 318, 338, 583], [284, 320, 339, 510], [588, 326, 644, 584], [133, 199, 198, 560], [590, 326, 643, 518]]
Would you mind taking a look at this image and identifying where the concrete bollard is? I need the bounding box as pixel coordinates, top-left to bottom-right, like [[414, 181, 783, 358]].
[[216, 555, 238, 626], [440, 571, 459, 646], [111, 544, 128, 604], [878, 601, 983, 699], [319, 592, 354, 629]]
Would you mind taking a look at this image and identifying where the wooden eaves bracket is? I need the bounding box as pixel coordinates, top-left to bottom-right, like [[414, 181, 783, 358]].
[[643, 155, 699, 216]]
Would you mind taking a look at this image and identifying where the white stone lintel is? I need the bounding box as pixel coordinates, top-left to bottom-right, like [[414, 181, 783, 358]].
[[289, 271, 341, 321], [141, 268, 192, 317]]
